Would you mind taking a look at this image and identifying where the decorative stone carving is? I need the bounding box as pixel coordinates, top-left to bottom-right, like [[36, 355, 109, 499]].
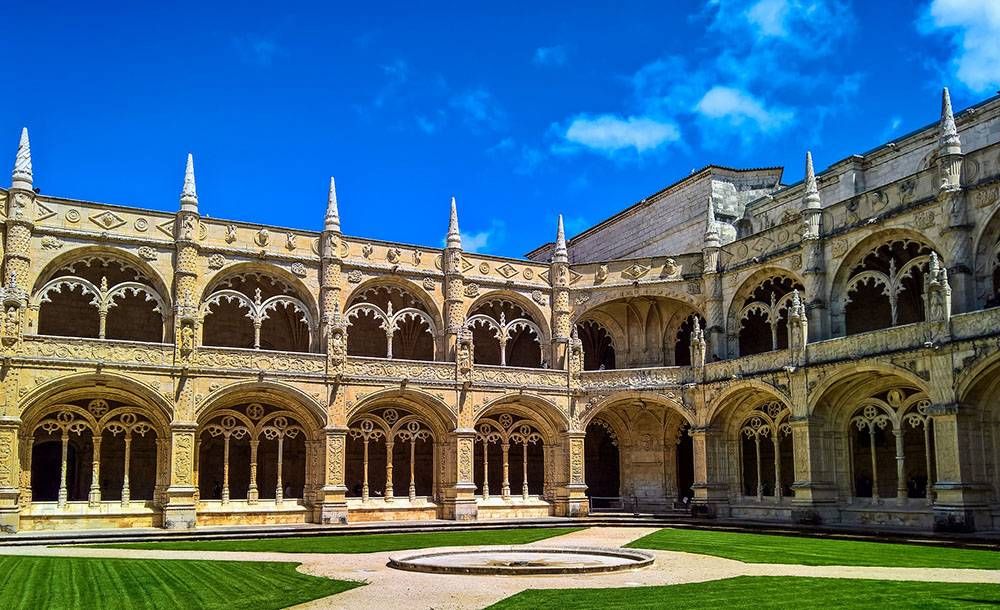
[[134, 218, 149, 232], [479, 262, 490, 274], [138, 246, 157, 261], [89, 210, 127, 230], [522, 268, 534, 280], [463, 283, 479, 297], [532, 290, 548, 306], [362, 243, 374, 258], [207, 253, 226, 269], [286, 233, 297, 250], [347, 270, 363, 283], [497, 263, 518, 279], [254, 228, 270, 247], [422, 277, 435, 291], [40, 236, 63, 250], [226, 224, 238, 243], [596, 264, 608, 282], [387, 247, 401, 264], [290, 262, 307, 277], [65, 209, 81, 223], [621, 263, 650, 281]]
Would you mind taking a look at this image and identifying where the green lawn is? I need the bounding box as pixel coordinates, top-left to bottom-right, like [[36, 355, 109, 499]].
[[93, 526, 582, 553], [628, 528, 1000, 569], [490, 576, 1000, 609], [0, 556, 359, 610]]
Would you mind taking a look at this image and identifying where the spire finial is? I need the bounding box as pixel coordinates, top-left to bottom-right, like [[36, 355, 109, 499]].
[[553, 214, 568, 264], [446, 196, 462, 249], [939, 87, 962, 156], [704, 198, 720, 245], [325, 176, 341, 232], [803, 150, 821, 210], [11, 127, 32, 190], [180, 153, 198, 212]]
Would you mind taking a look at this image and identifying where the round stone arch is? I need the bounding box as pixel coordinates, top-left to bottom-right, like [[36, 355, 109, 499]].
[[706, 379, 793, 429], [201, 261, 320, 322], [957, 352, 1000, 505], [196, 381, 327, 434], [972, 203, 1000, 308], [30, 246, 173, 343], [18, 372, 174, 508], [806, 364, 934, 501], [806, 363, 932, 418], [20, 372, 174, 432], [348, 388, 457, 438], [580, 391, 695, 432], [828, 227, 943, 336], [475, 393, 569, 443], [726, 266, 806, 354], [31, 246, 172, 305], [200, 262, 321, 352], [464, 289, 552, 345], [344, 276, 444, 336], [569, 285, 703, 322]]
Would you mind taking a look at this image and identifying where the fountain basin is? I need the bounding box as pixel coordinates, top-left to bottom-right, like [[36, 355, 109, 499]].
[[387, 545, 654, 575]]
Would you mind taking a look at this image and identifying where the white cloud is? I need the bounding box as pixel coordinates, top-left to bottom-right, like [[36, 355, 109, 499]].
[[709, 0, 853, 55], [533, 45, 568, 67], [695, 86, 795, 133], [561, 114, 681, 156], [922, 0, 1000, 92], [461, 230, 493, 252], [449, 88, 505, 130]]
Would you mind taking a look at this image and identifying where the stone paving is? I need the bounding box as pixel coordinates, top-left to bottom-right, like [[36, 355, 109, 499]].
[[1, 527, 998, 609]]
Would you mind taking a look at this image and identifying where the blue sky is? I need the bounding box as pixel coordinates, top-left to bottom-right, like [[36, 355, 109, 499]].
[[4, 1, 999, 257]]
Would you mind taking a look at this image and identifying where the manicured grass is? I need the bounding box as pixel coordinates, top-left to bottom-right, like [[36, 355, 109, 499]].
[[489, 576, 1000, 609], [94, 526, 582, 553], [0, 556, 360, 610], [628, 527, 1000, 569]]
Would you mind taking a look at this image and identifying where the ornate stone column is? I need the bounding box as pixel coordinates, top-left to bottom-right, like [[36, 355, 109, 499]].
[[800, 151, 828, 341], [443, 198, 465, 360], [173, 155, 200, 360], [0, 417, 21, 532], [929, 403, 987, 531], [316, 426, 349, 524], [552, 430, 588, 517], [936, 88, 973, 314], [550, 216, 571, 369], [788, 415, 838, 521], [701, 202, 725, 359], [441, 428, 478, 520], [689, 425, 728, 514], [163, 422, 197, 529]]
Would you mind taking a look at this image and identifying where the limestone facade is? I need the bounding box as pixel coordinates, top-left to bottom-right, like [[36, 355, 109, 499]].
[[2, 88, 1000, 533]]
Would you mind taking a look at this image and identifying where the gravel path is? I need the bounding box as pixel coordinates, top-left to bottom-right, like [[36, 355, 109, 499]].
[[0, 527, 997, 609]]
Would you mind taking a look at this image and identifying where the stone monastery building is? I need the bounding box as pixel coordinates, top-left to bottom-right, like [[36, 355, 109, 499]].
[[2, 88, 1000, 533]]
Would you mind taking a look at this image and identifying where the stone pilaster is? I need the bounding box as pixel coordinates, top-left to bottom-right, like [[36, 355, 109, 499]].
[[321, 178, 346, 372], [5, 128, 35, 300], [937, 87, 974, 313], [702, 201, 725, 358], [929, 403, 988, 532], [801, 151, 827, 340], [550, 216, 571, 369], [552, 430, 588, 517], [316, 425, 349, 524], [440, 428, 478, 520], [162, 422, 197, 529], [689, 425, 728, 514], [788, 415, 838, 522], [0, 417, 21, 533]]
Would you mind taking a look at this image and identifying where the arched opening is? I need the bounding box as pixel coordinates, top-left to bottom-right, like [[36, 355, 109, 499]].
[[35, 255, 166, 342], [27, 399, 161, 507], [736, 277, 803, 356], [676, 423, 694, 502], [738, 402, 794, 500], [346, 285, 435, 360], [345, 406, 436, 502], [674, 314, 706, 366], [466, 299, 543, 367], [844, 240, 935, 335], [848, 389, 935, 501], [474, 412, 545, 501], [576, 296, 700, 368], [198, 402, 309, 505], [202, 271, 313, 352], [576, 319, 615, 370], [584, 419, 620, 499]]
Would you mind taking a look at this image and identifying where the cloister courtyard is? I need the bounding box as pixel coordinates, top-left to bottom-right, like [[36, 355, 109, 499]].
[[1, 523, 999, 608]]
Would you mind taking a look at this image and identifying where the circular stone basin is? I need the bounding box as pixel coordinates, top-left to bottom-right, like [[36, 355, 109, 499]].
[[387, 546, 654, 575]]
